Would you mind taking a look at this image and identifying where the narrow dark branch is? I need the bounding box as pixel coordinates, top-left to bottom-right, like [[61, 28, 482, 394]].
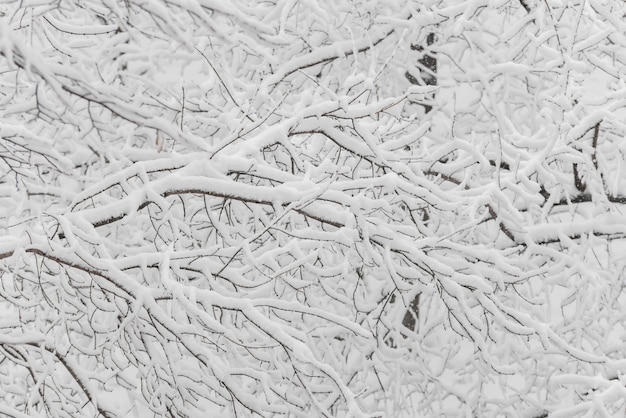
[[401, 293, 420, 331], [425, 169, 516, 241], [489, 160, 511, 170], [533, 231, 626, 245], [289, 129, 375, 161], [195, 47, 254, 122], [486, 205, 516, 242], [59, 201, 152, 239], [518, 0, 531, 13], [573, 163, 586, 192], [26, 248, 135, 300], [39, 343, 114, 418], [553, 193, 626, 205], [62, 185, 344, 241], [43, 16, 119, 35], [407, 32, 437, 113], [271, 28, 396, 87], [181, 86, 185, 130], [592, 121, 600, 170]]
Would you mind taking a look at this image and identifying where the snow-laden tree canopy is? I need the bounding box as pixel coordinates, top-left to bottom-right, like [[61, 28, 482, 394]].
[[1, 0, 626, 416]]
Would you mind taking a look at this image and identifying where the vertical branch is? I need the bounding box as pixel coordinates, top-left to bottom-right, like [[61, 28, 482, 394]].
[[573, 121, 601, 193], [573, 163, 586, 192], [592, 121, 600, 170], [406, 32, 437, 114], [401, 293, 420, 332], [181, 86, 185, 131]]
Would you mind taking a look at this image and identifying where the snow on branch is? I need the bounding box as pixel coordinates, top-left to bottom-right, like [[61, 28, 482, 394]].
[[1, 0, 626, 416]]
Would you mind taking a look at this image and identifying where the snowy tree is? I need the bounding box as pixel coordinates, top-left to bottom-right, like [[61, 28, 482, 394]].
[[1, 0, 626, 416]]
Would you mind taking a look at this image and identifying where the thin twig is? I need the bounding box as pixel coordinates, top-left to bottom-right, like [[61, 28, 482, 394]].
[[195, 47, 253, 122]]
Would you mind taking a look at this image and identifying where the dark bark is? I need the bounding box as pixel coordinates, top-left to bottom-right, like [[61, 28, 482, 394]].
[[518, 0, 531, 13], [406, 32, 437, 113], [401, 293, 421, 331]]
